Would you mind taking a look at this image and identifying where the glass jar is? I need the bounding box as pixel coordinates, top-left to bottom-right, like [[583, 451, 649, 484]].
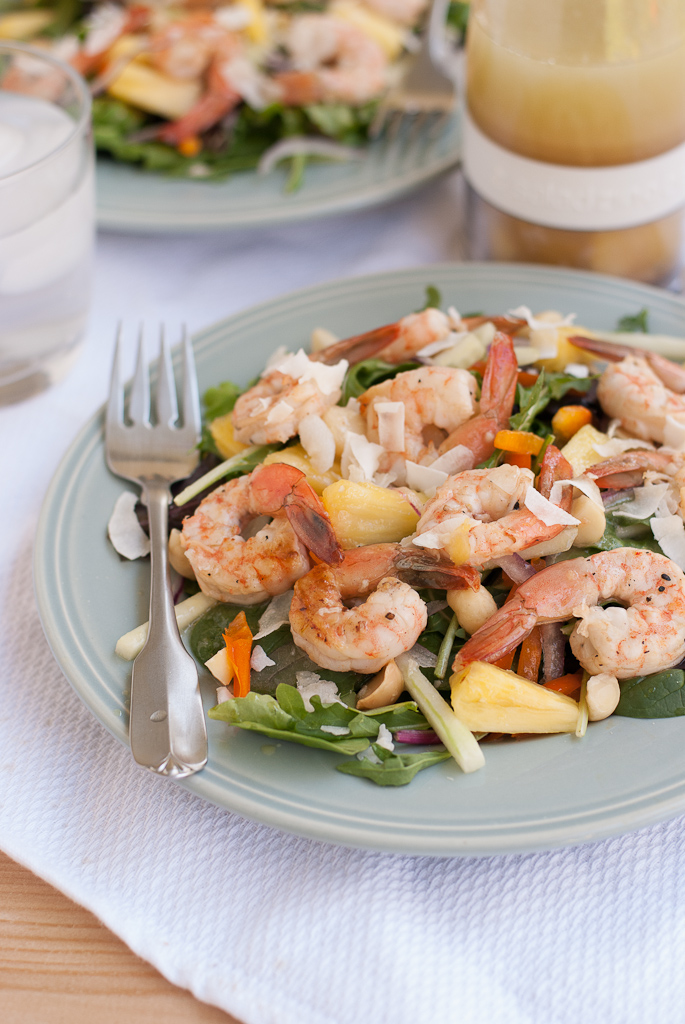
[[463, 0, 685, 285]]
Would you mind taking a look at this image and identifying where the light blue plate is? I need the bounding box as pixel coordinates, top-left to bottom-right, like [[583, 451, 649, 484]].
[[96, 114, 460, 232], [34, 263, 685, 856]]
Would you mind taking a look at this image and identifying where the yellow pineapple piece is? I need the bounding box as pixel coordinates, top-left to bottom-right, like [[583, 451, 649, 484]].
[[263, 445, 340, 495], [450, 661, 579, 734], [107, 60, 201, 120], [209, 415, 250, 460], [322, 479, 419, 548], [0, 10, 54, 39], [560, 423, 610, 477], [236, 0, 268, 44], [330, 0, 405, 59], [535, 329, 598, 372]]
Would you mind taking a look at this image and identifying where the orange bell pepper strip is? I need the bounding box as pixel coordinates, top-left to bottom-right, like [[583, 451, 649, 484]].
[[503, 451, 532, 470], [517, 370, 539, 387], [223, 611, 253, 698], [551, 405, 593, 443], [543, 670, 583, 699], [517, 627, 542, 682], [494, 429, 545, 455]]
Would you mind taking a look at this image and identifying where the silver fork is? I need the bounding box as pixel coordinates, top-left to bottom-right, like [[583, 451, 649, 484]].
[[371, 0, 456, 141], [106, 327, 207, 778]]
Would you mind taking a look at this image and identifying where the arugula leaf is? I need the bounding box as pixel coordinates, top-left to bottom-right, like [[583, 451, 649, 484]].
[[337, 745, 452, 786], [341, 358, 419, 403], [509, 370, 595, 432], [418, 285, 442, 311], [363, 702, 428, 731], [446, 0, 470, 39], [615, 670, 685, 718], [589, 510, 662, 554], [208, 690, 370, 753], [617, 308, 649, 333], [203, 381, 243, 422]]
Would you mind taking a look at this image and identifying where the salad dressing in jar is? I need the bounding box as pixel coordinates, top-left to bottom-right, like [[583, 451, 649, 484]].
[[463, 0, 685, 285]]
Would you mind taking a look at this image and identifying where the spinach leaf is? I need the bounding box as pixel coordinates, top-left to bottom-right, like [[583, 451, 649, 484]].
[[190, 603, 267, 664], [617, 308, 649, 333], [341, 358, 419, 403], [247, 639, 363, 694], [208, 690, 370, 754], [337, 745, 452, 786], [203, 381, 243, 422], [615, 670, 685, 718], [589, 511, 662, 554], [509, 371, 595, 432]]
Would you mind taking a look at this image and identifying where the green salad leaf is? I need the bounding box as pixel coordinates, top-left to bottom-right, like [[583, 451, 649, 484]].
[[509, 370, 595, 432], [615, 670, 685, 718], [337, 745, 451, 786], [617, 308, 649, 333], [341, 358, 420, 403], [418, 285, 442, 311]]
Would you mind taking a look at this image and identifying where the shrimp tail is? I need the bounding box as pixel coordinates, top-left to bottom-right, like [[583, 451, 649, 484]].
[[313, 323, 402, 367], [538, 444, 573, 505], [438, 332, 519, 462], [393, 550, 481, 591], [452, 597, 538, 670], [283, 487, 344, 566], [571, 336, 685, 394], [586, 449, 678, 489]]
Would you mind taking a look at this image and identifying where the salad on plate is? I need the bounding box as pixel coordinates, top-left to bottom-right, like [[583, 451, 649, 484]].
[[1, 0, 468, 187], [110, 290, 685, 786]]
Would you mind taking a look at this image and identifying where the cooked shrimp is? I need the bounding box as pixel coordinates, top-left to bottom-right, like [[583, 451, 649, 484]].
[[415, 446, 574, 567], [570, 337, 685, 445], [181, 463, 341, 604], [315, 312, 525, 367], [275, 15, 388, 105], [588, 449, 685, 491], [290, 543, 480, 673], [436, 331, 519, 464], [360, 365, 478, 463], [231, 354, 346, 446], [454, 548, 685, 679]]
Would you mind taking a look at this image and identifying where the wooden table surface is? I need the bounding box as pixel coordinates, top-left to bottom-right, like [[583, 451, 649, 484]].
[[0, 850, 241, 1024]]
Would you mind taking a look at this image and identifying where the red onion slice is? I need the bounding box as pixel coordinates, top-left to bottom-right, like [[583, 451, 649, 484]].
[[258, 137, 363, 176], [394, 729, 442, 745], [540, 622, 566, 682], [493, 553, 537, 584]]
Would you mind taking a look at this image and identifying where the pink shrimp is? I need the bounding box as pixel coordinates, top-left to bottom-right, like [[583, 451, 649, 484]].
[[181, 462, 341, 604]]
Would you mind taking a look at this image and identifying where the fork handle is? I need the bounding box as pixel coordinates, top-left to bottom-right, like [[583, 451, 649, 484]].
[[129, 479, 207, 777]]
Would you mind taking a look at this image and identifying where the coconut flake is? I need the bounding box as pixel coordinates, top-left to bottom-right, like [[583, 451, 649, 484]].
[[255, 590, 294, 639], [417, 331, 468, 357], [296, 672, 343, 711], [266, 399, 294, 425], [342, 432, 384, 482], [310, 327, 338, 352], [108, 491, 150, 560], [610, 483, 671, 520], [446, 306, 463, 328], [565, 363, 590, 378], [216, 685, 233, 704], [405, 461, 449, 497], [413, 516, 468, 552], [375, 401, 405, 452], [320, 724, 350, 736], [250, 645, 276, 672], [375, 723, 395, 751], [265, 348, 348, 396], [299, 413, 336, 471], [663, 416, 685, 451], [593, 438, 654, 458], [550, 476, 603, 509], [264, 345, 289, 371], [405, 644, 438, 668], [651, 515, 685, 568], [215, 5, 252, 30], [429, 445, 474, 476], [508, 306, 577, 331], [356, 746, 382, 764], [524, 487, 580, 527]]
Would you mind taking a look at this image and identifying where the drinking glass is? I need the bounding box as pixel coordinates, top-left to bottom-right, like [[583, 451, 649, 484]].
[[0, 42, 94, 404], [463, 0, 685, 285]]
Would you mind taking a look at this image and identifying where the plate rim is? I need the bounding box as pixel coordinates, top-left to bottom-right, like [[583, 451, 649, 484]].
[[34, 261, 685, 857], [95, 118, 461, 233]]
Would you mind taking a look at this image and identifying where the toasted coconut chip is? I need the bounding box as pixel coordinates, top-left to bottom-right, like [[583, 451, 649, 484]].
[[266, 348, 347, 395], [376, 401, 405, 452], [342, 432, 384, 482], [299, 413, 336, 472], [651, 515, 685, 569], [524, 487, 580, 527], [254, 589, 294, 639], [405, 461, 448, 497], [593, 438, 654, 458], [430, 445, 473, 476], [108, 491, 150, 560], [250, 645, 276, 672], [610, 482, 670, 520], [663, 416, 685, 451], [550, 476, 603, 509]]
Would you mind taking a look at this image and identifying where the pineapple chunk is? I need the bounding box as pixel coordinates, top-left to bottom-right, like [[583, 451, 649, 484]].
[[322, 479, 419, 548], [535, 329, 598, 372], [263, 444, 340, 495], [0, 10, 54, 39], [236, 0, 268, 44], [209, 414, 250, 460], [450, 661, 579, 734], [560, 423, 610, 477], [107, 60, 201, 120]]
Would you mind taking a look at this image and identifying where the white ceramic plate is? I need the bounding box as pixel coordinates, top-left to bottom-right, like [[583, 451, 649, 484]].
[[34, 262, 685, 856], [96, 114, 461, 232]]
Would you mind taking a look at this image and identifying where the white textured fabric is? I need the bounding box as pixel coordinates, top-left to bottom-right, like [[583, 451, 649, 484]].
[[2, 172, 685, 1024]]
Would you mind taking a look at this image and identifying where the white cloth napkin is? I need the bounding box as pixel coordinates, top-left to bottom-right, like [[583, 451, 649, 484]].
[[2, 172, 685, 1024]]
